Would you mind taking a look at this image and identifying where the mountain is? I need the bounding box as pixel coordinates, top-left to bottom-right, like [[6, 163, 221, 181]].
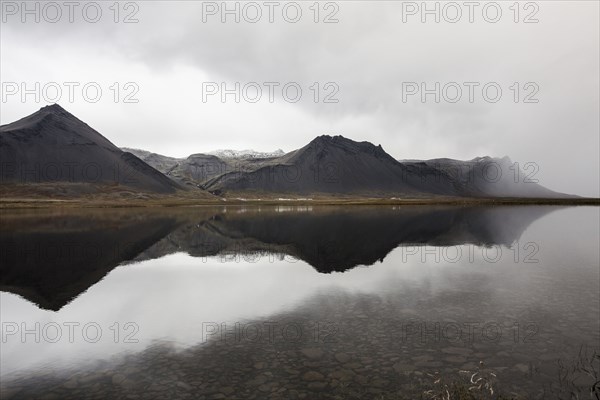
[[123, 148, 288, 188], [0, 105, 182, 194], [121, 147, 182, 173], [202, 135, 462, 196], [122, 147, 186, 179], [208, 148, 285, 159], [198, 135, 569, 198], [122, 148, 230, 187], [126, 135, 569, 198]]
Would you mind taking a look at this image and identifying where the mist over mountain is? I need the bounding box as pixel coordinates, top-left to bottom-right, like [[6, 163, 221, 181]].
[[402, 157, 564, 198], [0, 105, 182, 194], [1, 105, 572, 198]]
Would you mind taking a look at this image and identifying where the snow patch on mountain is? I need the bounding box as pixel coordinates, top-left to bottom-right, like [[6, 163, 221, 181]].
[[208, 149, 285, 159]]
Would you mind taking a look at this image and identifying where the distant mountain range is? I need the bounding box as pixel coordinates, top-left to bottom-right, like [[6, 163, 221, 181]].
[[0, 105, 571, 198]]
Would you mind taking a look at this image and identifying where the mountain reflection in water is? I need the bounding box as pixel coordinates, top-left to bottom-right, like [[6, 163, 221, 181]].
[[1, 205, 552, 311]]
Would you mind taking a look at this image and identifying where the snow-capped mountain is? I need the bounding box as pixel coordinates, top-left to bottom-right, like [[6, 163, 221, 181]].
[[207, 149, 285, 159]]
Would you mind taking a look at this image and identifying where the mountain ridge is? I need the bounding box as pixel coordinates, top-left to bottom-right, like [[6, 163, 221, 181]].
[[1, 105, 574, 199]]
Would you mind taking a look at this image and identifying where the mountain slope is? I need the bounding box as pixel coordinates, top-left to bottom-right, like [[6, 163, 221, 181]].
[[402, 157, 568, 198], [0, 105, 182, 193]]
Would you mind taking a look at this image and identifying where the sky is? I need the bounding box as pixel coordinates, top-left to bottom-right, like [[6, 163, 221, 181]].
[[1, 1, 598, 196]]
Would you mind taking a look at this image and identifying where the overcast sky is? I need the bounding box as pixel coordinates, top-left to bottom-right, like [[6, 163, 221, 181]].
[[1, 1, 598, 196]]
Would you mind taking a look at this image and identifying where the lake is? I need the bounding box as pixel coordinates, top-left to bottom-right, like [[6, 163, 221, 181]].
[[1, 205, 598, 399]]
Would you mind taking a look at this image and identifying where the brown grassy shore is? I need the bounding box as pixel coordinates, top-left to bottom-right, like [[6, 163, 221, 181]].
[[1, 184, 598, 209]]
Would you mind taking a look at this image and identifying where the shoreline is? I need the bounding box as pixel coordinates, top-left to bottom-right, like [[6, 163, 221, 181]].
[[0, 196, 598, 209]]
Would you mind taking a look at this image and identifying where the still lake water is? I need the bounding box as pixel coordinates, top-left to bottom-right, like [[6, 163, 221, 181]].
[[0, 205, 598, 399]]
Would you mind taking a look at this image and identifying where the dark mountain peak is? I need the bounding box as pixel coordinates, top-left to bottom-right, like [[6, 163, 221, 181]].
[[309, 134, 372, 150], [40, 103, 68, 114], [314, 134, 339, 140], [35, 104, 76, 122], [1, 103, 82, 134], [305, 134, 394, 162], [310, 134, 350, 145]]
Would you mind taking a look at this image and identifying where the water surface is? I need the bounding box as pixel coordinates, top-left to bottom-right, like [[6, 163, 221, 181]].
[[1, 205, 598, 399]]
